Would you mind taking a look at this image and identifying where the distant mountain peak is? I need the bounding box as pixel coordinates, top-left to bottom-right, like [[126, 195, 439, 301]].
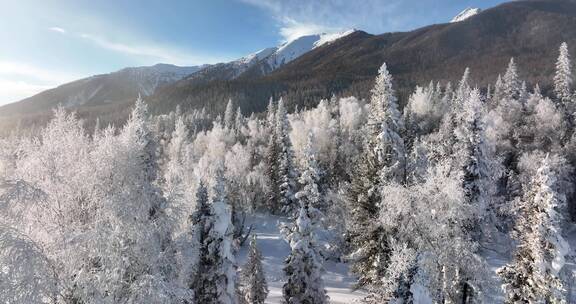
[[451, 7, 481, 23]]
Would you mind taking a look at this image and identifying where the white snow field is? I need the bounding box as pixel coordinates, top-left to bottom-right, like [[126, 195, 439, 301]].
[[237, 214, 367, 304]]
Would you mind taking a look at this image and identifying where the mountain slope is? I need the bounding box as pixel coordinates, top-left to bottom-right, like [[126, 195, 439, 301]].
[[3, 0, 576, 131], [179, 31, 357, 88], [0, 31, 356, 122], [145, 0, 576, 117], [0, 64, 203, 117]]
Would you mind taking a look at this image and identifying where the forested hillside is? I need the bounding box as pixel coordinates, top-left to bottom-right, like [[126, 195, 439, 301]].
[[5, 0, 576, 137], [2, 39, 576, 302]]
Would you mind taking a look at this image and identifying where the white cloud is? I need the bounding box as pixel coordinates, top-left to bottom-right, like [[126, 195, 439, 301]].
[[279, 18, 334, 42], [79, 33, 224, 65], [240, 0, 404, 41], [49, 27, 67, 34]]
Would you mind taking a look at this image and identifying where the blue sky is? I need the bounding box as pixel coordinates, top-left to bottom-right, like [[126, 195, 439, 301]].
[[0, 0, 508, 104]]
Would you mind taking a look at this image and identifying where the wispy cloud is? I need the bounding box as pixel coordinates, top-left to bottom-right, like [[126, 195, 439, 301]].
[[241, 0, 406, 41], [48, 27, 67, 34], [79, 33, 224, 65], [278, 18, 334, 42]]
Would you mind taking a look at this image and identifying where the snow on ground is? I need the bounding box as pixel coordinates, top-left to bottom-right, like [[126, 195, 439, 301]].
[[560, 224, 576, 300], [479, 228, 510, 303], [236, 214, 367, 304]]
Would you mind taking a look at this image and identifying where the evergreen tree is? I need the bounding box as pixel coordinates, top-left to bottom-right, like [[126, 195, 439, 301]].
[[224, 99, 235, 130], [264, 132, 282, 213], [190, 172, 237, 304], [455, 89, 501, 211], [369, 63, 406, 184], [295, 132, 324, 212], [234, 106, 244, 135], [276, 98, 298, 215], [493, 74, 504, 105], [282, 202, 328, 304], [347, 63, 404, 288], [554, 42, 573, 106], [266, 97, 276, 131], [498, 157, 570, 303], [503, 58, 522, 101], [240, 236, 268, 304], [454, 67, 472, 108]]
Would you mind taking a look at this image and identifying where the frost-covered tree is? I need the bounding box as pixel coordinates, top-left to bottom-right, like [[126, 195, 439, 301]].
[[455, 89, 502, 214], [240, 236, 268, 304], [454, 67, 472, 108], [347, 63, 404, 288], [224, 99, 236, 130], [370, 63, 406, 184], [503, 58, 522, 102], [276, 98, 298, 215], [264, 131, 282, 213], [554, 42, 573, 107], [234, 106, 245, 135], [266, 97, 276, 131], [295, 132, 324, 212], [282, 201, 327, 304], [498, 157, 570, 303], [374, 162, 492, 303], [0, 226, 58, 303], [190, 171, 237, 304], [165, 116, 189, 206]]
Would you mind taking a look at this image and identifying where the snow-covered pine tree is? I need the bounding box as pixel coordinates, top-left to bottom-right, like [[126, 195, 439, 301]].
[[347, 63, 404, 288], [295, 132, 324, 212], [454, 67, 472, 108], [190, 171, 237, 304], [455, 89, 501, 213], [498, 157, 570, 303], [428, 70, 470, 164], [93, 117, 101, 140], [554, 42, 573, 108], [234, 106, 244, 135], [126, 96, 161, 185], [264, 132, 282, 214], [240, 236, 268, 304], [187, 181, 210, 297], [451, 89, 503, 302], [370, 63, 406, 184], [493, 74, 504, 106], [282, 201, 328, 304], [503, 58, 522, 102], [266, 97, 276, 131], [165, 116, 188, 204], [276, 98, 298, 215], [224, 99, 236, 130]]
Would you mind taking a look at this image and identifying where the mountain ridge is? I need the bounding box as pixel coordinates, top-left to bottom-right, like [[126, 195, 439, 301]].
[[3, 0, 576, 133]]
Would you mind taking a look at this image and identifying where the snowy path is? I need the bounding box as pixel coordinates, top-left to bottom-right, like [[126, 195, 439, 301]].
[[236, 214, 367, 304]]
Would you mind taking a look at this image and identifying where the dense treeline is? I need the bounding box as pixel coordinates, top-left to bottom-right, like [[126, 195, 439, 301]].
[[1, 42, 576, 303]]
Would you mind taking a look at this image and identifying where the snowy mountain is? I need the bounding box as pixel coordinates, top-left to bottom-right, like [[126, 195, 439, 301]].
[[58, 63, 205, 108], [0, 30, 356, 118], [184, 30, 357, 82], [117, 64, 205, 96], [0, 63, 204, 115], [451, 7, 482, 23], [265, 30, 357, 71]]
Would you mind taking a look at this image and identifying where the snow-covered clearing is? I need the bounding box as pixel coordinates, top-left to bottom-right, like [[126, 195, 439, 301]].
[[237, 214, 367, 304]]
